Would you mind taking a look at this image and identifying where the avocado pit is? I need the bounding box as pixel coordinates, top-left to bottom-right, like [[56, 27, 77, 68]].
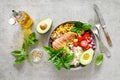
[[40, 23, 47, 30]]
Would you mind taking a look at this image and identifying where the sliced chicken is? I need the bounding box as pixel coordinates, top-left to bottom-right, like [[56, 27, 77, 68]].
[[52, 32, 77, 49]]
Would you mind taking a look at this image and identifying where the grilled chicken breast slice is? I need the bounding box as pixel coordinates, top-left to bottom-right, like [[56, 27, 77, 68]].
[[52, 32, 77, 49]]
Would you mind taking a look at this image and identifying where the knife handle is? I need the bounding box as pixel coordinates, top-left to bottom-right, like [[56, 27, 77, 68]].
[[103, 27, 112, 46]]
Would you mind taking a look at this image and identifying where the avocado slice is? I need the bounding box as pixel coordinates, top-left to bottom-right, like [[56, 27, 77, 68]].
[[80, 48, 94, 65], [36, 18, 53, 34]]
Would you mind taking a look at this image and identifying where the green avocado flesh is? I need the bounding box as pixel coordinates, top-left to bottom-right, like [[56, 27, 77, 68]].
[[36, 18, 53, 34], [80, 48, 94, 65]]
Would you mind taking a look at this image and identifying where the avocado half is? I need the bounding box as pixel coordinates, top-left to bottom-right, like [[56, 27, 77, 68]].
[[36, 18, 53, 34], [80, 48, 94, 65]]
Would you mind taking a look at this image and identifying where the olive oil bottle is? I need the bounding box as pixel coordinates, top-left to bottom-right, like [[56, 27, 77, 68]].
[[12, 10, 33, 38]]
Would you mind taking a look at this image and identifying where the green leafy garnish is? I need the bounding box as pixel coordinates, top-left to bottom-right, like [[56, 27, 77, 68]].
[[81, 23, 92, 30], [95, 54, 104, 66], [70, 21, 92, 35], [13, 56, 25, 64], [43, 46, 74, 70], [62, 53, 74, 63], [11, 32, 38, 65], [12, 50, 23, 57], [25, 32, 38, 46]]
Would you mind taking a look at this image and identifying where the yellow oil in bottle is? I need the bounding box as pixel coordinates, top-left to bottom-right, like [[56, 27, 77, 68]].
[[22, 28, 32, 38], [12, 10, 33, 38]]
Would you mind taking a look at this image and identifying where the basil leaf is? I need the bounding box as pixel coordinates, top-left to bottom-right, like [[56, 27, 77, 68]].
[[48, 54, 57, 61], [70, 27, 78, 32], [70, 21, 85, 35], [28, 32, 36, 40], [43, 46, 55, 55], [33, 39, 38, 44], [63, 62, 70, 69], [48, 47, 64, 61], [63, 53, 74, 63], [77, 30, 81, 36], [11, 50, 22, 57], [43, 46, 74, 70], [25, 38, 38, 45], [75, 21, 83, 28], [11, 32, 38, 65], [95, 54, 104, 66], [55, 47, 64, 55], [82, 23, 92, 30], [13, 56, 25, 64], [25, 32, 38, 45], [22, 43, 25, 50], [53, 57, 63, 70], [70, 21, 92, 36]]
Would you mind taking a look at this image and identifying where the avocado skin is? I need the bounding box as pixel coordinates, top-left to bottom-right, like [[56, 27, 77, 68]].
[[79, 48, 94, 65], [36, 18, 53, 34]]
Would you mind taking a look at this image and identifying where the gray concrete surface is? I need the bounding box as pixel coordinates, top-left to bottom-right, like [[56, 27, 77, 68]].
[[0, 0, 120, 80]]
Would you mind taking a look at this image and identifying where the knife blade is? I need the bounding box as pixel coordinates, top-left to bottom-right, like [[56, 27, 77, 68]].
[[93, 4, 112, 46]]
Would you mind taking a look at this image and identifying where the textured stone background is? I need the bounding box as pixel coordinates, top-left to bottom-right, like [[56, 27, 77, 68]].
[[0, 0, 120, 80]]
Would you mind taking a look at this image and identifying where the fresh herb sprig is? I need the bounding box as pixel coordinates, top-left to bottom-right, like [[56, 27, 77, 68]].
[[70, 21, 92, 35], [11, 32, 38, 64], [43, 46, 74, 70]]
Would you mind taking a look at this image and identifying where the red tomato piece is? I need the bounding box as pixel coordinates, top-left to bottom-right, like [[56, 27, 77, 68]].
[[83, 45, 90, 50], [80, 40, 88, 47], [85, 45, 90, 50], [77, 36, 83, 42], [83, 32, 91, 40], [73, 42, 79, 47], [86, 37, 92, 43]]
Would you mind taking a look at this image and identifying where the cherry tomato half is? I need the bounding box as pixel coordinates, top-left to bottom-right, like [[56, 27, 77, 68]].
[[86, 37, 92, 43], [73, 42, 79, 47], [77, 36, 83, 42], [83, 32, 91, 40], [83, 45, 90, 50], [80, 40, 88, 47]]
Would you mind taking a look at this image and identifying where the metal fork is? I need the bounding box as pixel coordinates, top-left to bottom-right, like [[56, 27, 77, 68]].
[[94, 24, 111, 57], [94, 16, 111, 57], [89, 19, 111, 57]]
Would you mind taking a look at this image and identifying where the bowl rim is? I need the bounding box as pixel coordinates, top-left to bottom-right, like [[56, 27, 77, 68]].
[[48, 21, 97, 70]]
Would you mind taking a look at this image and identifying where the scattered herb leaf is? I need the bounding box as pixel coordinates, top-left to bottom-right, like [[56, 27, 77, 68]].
[[11, 32, 38, 65], [12, 50, 22, 57], [95, 54, 104, 66], [14, 56, 25, 64], [25, 32, 38, 46]]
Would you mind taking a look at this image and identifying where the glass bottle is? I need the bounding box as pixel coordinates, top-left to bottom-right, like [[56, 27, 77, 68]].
[[12, 10, 33, 38]]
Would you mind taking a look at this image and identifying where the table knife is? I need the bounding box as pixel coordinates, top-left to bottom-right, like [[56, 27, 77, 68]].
[[93, 4, 112, 46]]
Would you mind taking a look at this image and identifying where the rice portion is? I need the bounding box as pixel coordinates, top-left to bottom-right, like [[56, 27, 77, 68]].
[[70, 46, 83, 66]]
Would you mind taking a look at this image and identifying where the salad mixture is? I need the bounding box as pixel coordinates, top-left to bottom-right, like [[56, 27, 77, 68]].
[[10, 10, 104, 69], [44, 21, 96, 70]]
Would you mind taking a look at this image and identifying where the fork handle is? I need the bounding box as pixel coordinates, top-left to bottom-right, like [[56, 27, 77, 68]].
[[103, 27, 112, 47], [99, 40, 111, 57]]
